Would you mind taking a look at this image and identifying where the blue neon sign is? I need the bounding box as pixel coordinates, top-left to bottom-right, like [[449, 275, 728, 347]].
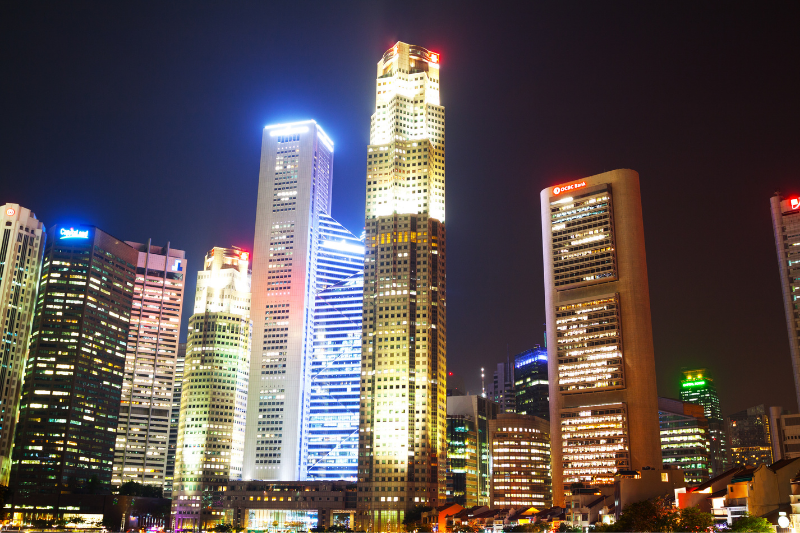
[[60, 227, 89, 239]]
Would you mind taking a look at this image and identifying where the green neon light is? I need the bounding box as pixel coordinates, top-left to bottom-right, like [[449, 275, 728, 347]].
[[681, 380, 706, 388]]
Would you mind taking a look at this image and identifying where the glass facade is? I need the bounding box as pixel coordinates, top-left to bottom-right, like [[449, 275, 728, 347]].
[[11, 225, 138, 495], [680, 369, 729, 476], [560, 404, 629, 485], [658, 399, 711, 484], [305, 214, 364, 481], [165, 341, 186, 498], [445, 414, 477, 506], [489, 413, 551, 508], [727, 404, 773, 468], [514, 346, 549, 420]]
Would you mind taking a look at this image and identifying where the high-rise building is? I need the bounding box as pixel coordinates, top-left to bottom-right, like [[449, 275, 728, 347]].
[[112, 241, 186, 490], [768, 406, 800, 461], [489, 413, 551, 509], [658, 397, 711, 485], [680, 369, 728, 476], [514, 346, 549, 420], [245, 119, 335, 482], [356, 41, 447, 532], [0, 204, 45, 485], [446, 395, 499, 508], [727, 404, 773, 468], [165, 342, 186, 498], [770, 192, 800, 410], [12, 224, 137, 495], [487, 360, 515, 413], [173, 247, 251, 531], [306, 214, 364, 481], [446, 414, 478, 506], [541, 170, 662, 505]]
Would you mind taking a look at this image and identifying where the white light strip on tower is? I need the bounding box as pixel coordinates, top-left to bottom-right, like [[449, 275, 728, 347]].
[[269, 126, 309, 137]]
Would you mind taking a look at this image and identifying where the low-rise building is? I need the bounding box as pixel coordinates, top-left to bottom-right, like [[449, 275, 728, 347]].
[[215, 481, 357, 531], [720, 458, 800, 525]]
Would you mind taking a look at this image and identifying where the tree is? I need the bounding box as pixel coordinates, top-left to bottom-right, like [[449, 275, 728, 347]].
[[557, 523, 581, 533], [118, 480, 164, 498], [403, 505, 433, 526], [213, 523, 233, 532], [677, 505, 715, 532], [729, 513, 773, 532]]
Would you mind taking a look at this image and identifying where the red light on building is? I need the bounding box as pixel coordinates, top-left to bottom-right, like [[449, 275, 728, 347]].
[[552, 180, 587, 195], [429, 53, 439, 63], [448, 372, 453, 376], [240, 251, 250, 261], [791, 198, 800, 210]]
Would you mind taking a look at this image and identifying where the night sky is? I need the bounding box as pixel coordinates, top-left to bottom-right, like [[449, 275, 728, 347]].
[[3, 2, 799, 417]]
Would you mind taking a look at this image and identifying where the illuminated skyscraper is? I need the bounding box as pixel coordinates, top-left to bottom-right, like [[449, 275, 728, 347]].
[[680, 369, 728, 476], [306, 214, 364, 480], [12, 224, 137, 495], [487, 360, 515, 413], [541, 170, 661, 505], [514, 346, 549, 420], [357, 41, 447, 532], [770, 192, 800, 410], [727, 404, 773, 468], [0, 204, 45, 485], [245, 120, 335, 481], [112, 241, 186, 490], [658, 397, 711, 485], [165, 342, 186, 498], [173, 247, 251, 531]]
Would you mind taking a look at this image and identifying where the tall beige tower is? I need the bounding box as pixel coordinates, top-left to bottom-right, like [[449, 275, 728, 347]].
[[0, 204, 45, 485], [771, 193, 800, 411], [357, 41, 447, 532], [173, 247, 251, 531], [112, 241, 186, 491], [540, 170, 661, 506]]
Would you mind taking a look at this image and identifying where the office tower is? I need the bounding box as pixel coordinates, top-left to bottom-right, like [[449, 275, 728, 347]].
[[112, 241, 186, 490], [680, 369, 728, 476], [172, 247, 251, 531], [245, 119, 335, 482], [446, 395, 499, 507], [768, 406, 800, 461], [658, 397, 711, 484], [356, 41, 446, 532], [487, 360, 515, 413], [514, 346, 549, 420], [727, 404, 774, 468], [541, 169, 662, 505], [306, 214, 364, 480], [446, 414, 478, 506], [11, 225, 137, 494], [770, 193, 800, 410], [0, 204, 45, 485], [489, 413, 552, 509], [165, 342, 186, 498]]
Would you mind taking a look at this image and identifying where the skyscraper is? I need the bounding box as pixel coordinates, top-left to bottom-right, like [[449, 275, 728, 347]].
[[541, 169, 661, 505], [12, 224, 137, 495], [112, 241, 186, 490], [165, 342, 186, 498], [489, 413, 551, 509], [447, 395, 499, 507], [770, 192, 800, 410], [680, 369, 728, 476], [173, 247, 251, 531], [487, 360, 515, 413], [514, 346, 549, 420], [357, 41, 447, 532], [658, 397, 711, 485], [0, 204, 45, 485], [727, 404, 773, 468], [305, 214, 364, 481], [446, 414, 478, 506], [245, 120, 335, 482]]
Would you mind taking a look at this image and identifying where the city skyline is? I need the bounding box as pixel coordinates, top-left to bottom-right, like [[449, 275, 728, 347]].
[[2, 2, 799, 418]]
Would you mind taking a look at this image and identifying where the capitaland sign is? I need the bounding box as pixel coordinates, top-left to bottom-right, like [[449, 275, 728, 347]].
[[60, 227, 89, 239], [552, 181, 587, 195]]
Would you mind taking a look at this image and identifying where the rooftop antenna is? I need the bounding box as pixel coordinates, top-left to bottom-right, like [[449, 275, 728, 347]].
[[481, 367, 485, 398]]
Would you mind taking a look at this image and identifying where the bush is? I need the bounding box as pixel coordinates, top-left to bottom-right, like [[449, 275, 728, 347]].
[[729, 513, 773, 532]]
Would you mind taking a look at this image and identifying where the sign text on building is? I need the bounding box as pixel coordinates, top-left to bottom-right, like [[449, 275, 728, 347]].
[[60, 227, 89, 239], [552, 181, 587, 195]]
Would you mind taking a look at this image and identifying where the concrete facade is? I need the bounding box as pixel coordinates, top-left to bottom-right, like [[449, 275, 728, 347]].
[[541, 170, 662, 505]]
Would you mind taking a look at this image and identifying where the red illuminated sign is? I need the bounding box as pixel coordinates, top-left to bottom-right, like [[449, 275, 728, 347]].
[[429, 53, 439, 63], [552, 181, 587, 195], [240, 251, 250, 261], [5, 208, 15, 217], [791, 198, 800, 210]]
